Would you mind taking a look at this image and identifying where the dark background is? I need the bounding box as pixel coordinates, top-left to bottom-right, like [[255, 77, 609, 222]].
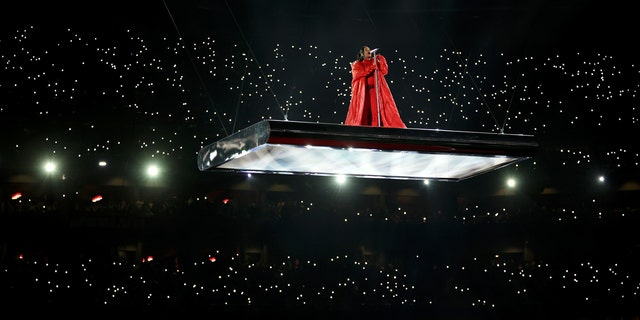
[[0, 0, 638, 317]]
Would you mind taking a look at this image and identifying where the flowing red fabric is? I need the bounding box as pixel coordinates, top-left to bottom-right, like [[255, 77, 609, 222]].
[[344, 54, 406, 128]]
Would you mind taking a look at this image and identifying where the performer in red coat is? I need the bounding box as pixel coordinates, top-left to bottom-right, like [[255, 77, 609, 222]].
[[344, 46, 406, 128]]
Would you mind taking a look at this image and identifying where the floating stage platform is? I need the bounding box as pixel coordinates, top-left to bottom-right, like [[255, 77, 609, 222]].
[[197, 120, 538, 181]]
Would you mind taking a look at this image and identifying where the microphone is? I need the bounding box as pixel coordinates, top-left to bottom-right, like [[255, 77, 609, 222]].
[[370, 48, 379, 54]]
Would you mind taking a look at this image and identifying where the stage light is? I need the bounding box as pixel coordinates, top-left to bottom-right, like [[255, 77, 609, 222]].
[[43, 161, 57, 174], [146, 164, 160, 178]]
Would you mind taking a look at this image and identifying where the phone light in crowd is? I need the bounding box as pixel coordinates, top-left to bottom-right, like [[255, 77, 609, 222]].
[[92, 195, 103, 203], [11, 192, 22, 200]]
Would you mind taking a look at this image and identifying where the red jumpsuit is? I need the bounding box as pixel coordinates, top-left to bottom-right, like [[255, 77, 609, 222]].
[[344, 54, 406, 128]]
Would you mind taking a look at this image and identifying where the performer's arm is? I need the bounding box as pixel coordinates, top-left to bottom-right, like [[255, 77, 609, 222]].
[[351, 61, 376, 81], [376, 55, 389, 76]]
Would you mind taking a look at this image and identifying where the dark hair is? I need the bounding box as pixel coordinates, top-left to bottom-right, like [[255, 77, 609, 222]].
[[356, 46, 367, 62]]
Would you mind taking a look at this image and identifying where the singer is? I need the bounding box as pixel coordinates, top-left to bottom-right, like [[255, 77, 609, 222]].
[[344, 45, 406, 128]]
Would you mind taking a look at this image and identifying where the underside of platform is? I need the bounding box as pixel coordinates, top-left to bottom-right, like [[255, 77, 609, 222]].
[[197, 120, 538, 181]]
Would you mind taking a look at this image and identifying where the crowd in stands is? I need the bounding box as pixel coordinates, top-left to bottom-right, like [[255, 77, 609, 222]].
[[1, 185, 638, 318]]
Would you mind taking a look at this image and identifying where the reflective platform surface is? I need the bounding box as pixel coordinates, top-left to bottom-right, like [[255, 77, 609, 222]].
[[197, 120, 538, 181]]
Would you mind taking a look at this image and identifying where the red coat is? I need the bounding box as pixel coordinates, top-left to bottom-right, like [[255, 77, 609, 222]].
[[344, 54, 406, 128]]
